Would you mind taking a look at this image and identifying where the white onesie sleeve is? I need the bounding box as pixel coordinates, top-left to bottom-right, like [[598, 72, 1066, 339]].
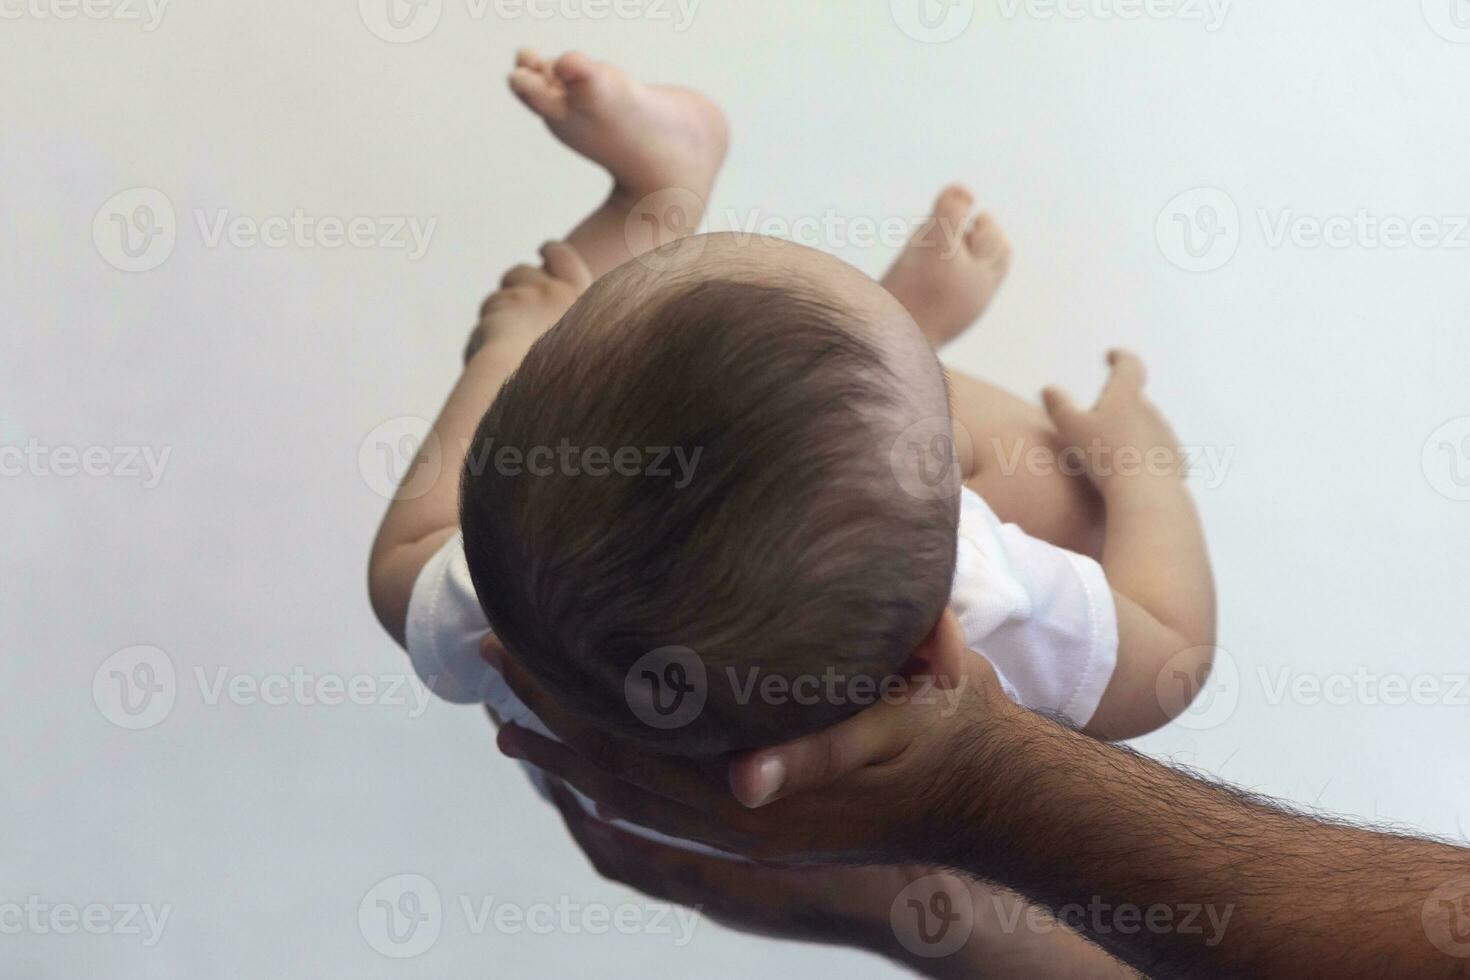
[[950, 486, 1118, 727]]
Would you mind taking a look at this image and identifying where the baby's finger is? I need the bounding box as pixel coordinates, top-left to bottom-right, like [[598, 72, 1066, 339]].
[[500, 263, 544, 289], [539, 240, 593, 290], [1041, 385, 1085, 432], [1103, 349, 1147, 396], [728, 696, 914, 809]]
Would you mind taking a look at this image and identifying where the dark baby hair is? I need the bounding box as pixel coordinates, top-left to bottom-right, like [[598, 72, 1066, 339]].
[[460, 275, 959, 755]]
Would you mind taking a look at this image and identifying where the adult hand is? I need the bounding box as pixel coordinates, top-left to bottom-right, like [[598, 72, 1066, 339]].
[[488, 611, 1018, 865], [543, 780, 1135, 979]]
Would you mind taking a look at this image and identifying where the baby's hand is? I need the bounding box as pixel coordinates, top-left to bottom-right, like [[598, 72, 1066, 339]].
[[465, 241, 592, 364], [1041, 350, 1183, 497]]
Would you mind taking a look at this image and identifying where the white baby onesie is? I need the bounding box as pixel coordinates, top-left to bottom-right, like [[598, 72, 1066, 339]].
[[405, 485, 1118, 855]]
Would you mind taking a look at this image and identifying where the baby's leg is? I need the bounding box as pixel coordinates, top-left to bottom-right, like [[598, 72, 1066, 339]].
[[508, 50, 728, 278], [882, 185, 1011, 348], [880, 187, 1103, 559]]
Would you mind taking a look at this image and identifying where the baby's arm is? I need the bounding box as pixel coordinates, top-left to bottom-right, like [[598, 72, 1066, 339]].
[[368, 245, 591, 646], [1040, 350, 1217, 740]]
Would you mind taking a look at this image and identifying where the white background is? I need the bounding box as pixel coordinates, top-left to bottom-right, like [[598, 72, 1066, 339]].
[[4, 0, 1470, 975]]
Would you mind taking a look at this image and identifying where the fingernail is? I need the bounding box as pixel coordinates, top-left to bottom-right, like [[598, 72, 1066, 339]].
[[481, 643, 503, 671], [745, 756, 786, 808], [497, 726, 523, 758]]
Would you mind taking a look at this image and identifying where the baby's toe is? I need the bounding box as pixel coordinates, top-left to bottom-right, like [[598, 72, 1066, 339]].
[[965, 212, 1011, 265], [934, 184, 974, 227], [508, 66, 568, 121]]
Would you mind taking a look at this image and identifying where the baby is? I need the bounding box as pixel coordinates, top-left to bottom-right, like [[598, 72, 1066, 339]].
[[369, 51, 1216, 848]]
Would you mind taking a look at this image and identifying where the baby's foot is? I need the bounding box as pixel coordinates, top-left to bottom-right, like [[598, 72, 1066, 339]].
[[508, 49, 729, 207], [881, 185, 1012, 347]]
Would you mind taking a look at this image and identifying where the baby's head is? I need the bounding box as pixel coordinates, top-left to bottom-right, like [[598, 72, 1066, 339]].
[[461, 234, 960, 755]]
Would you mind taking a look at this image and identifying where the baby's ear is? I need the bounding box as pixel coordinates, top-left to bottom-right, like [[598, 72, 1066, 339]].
[[899, 608, 967, 685]]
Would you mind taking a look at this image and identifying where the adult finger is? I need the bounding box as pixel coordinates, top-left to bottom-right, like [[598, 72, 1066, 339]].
[[728, 696, 916, 809], [500, 725, 740, 851], [486, 641, 724, 802], [547, 781, 712, 906]]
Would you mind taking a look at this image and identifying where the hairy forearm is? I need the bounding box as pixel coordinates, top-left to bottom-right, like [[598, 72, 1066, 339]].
[[921, 705, 1470, 978]]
